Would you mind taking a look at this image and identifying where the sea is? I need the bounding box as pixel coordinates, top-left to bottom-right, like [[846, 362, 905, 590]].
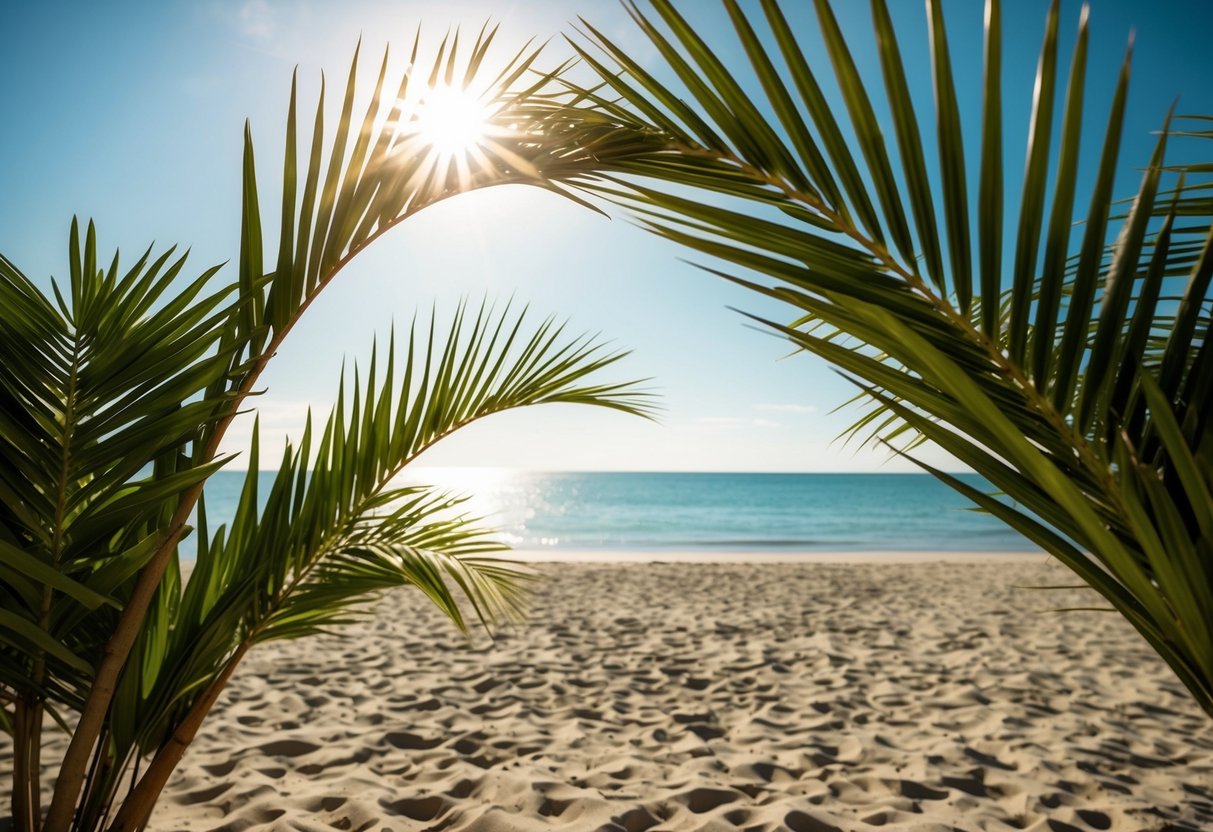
[[184, 470, 1038, 555]]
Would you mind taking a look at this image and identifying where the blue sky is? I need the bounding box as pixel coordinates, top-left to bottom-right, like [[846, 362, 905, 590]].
[[2, 0, 1210, 472]]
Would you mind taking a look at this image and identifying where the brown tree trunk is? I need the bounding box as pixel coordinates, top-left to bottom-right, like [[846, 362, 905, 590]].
[[106, 642, 250, 832], [40, 506, 193, 832], [11, 697, 42, 832]]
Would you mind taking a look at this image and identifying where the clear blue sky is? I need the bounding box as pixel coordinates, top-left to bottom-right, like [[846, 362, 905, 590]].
[[2, 0, 1210, 471]]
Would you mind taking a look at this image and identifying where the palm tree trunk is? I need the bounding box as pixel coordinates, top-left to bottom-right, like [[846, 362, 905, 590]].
[[45, 331, 279, 832], [29, 700, 43, 828], [74, 727, 118, 832], [12, 696, 42, 832], [106, 642, 250, 832], [40, 515, 187, 832]]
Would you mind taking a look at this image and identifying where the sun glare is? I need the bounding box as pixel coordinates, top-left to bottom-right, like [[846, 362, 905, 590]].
[[411, 83, 497, 161], [389, 76, 524, 192]]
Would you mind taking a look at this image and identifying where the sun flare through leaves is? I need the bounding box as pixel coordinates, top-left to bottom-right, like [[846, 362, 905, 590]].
[[412, 83, 497, 159], [392, 68, 535, 193], [20, 24, 647, 832]]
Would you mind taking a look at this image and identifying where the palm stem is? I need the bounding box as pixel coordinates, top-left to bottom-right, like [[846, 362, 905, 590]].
[[12, 698, 38, 832], [108, 387, 555, 826], [104, 642, 251, 832], [43, 175, 536, 832]]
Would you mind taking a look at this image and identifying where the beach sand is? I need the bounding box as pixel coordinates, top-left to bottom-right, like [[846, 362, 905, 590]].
[[75, 558, 1213, 829]]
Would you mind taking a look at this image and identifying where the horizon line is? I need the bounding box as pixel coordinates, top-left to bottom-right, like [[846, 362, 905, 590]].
[[215, 468, 981, 476]]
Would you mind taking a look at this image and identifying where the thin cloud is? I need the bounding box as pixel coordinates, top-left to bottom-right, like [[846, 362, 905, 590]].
[[237, 0, 274, 39], [753, 403, 818, 414], [219, 399, 318, 466], [692, 416, 780, 431]]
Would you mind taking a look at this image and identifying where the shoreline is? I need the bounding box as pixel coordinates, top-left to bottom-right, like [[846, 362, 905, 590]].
[[500, 547, 1050, 563], [177, 548, 1052, 566]]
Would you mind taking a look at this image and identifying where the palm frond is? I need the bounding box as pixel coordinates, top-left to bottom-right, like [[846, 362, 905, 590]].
[[24, 27, 658, 831], [0, 223, 237, 716], [93, 300, 650, 829], [558, 0, 1213, 716]]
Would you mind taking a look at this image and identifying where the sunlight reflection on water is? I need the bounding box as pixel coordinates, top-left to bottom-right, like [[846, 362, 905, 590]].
[[186, 469, 1041, 557]]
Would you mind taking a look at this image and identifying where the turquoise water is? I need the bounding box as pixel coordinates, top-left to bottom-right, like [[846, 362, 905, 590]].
[[187, 470, 1038, 554]]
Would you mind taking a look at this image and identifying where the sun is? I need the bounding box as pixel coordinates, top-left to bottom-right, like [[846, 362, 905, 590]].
[[411, 83, 497, 161], [389, 68, 538, 195]]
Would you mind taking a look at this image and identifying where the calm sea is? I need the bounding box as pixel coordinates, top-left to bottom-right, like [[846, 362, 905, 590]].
[[184, 470, 1037, 555]]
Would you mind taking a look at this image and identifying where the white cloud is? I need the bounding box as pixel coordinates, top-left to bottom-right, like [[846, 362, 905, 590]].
[[237, 0, 274, 39], [753, 402, 818, 414], [218, 399, 319, 467], [691, 416, 780, 432], [693, 416, 745, 428]]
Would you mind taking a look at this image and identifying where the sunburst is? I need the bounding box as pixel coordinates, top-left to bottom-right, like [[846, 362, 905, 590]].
[[391, 73, 537, 194]]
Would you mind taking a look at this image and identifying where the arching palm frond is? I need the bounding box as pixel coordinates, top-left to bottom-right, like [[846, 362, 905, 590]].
[[17, 28, 655, 832], [79, 302, 651, 830], [559, 0, 1213, 715]]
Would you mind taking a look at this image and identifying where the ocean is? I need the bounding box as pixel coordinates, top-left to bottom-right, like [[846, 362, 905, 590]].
[[185, 470, 1038, 555]]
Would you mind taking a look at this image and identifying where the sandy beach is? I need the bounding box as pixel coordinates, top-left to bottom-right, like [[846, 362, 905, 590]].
[[62, 557, 1213, 829]]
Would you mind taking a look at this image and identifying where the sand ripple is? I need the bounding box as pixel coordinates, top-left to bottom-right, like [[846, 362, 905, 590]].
[[13, 560, 1212, 831]]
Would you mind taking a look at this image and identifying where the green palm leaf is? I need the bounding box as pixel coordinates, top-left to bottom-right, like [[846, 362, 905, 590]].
[[0, 223, 237, 710], [0, 223, 241, 829], [560, 0, 1213, 716], [4, 27, 655, 832], [99, 302, 649, 830]]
